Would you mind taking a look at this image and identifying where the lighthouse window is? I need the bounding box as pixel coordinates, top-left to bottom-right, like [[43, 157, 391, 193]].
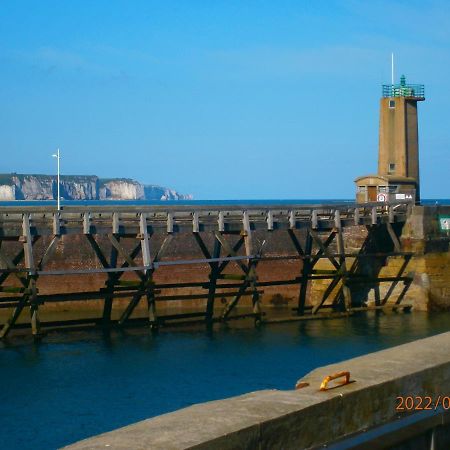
[[389, 100, 396, 109], [388, 163, 396, 173]]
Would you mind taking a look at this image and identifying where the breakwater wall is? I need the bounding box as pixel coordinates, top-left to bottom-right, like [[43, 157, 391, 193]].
[[1, 206, 448, 312], [64, 332, 450, 449]]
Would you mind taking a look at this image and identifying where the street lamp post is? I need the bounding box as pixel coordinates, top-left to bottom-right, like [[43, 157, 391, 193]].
[[52, 148, 61, 211]]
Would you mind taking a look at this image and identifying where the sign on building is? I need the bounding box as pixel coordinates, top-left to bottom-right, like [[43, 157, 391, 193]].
[[395, 193, 414, 201], [439, 216, 450, 232]]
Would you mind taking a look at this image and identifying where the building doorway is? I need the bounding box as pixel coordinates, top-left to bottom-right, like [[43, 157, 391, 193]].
[[367, 186, 377, 202]]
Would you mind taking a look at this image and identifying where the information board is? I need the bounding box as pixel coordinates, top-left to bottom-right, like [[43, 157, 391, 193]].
[[439, 216, 450, 231]]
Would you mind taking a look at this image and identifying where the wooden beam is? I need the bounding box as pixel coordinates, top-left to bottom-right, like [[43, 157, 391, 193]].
[[193, 233, 212, 261], [289, 210, 296, 229], [218, 211, 225, 232], [0, 293, 31, 338], [219, 232, 261, 321], [371, 207, 378, 225], [217, 236, 244, 273], [309, 231, 337, 267], [0, 246, 23, 286], [354, 207, 360, 226], [382, 255, 412, 305], [23, 214, 40, 336], [83, 212, 91, 234], [312, 210, 318, 229], [85, 235, 110, 269], [108, 234, 145, 281], [395, 279, 413, 305], [141, 212, 156, 327], [221, 280, 255, 319], [386, 222, 401, 253], [140, 213, 152, 269], [167, 212, 174, 233], [0, 248, 29, 287], [298, 230, 313, 315], [109, 242, 142, 285], [102, 241, 119, 325], [0, 218, 40, 338], [388, 205, 395, 224], [158, 312, 207, 321], [311, 270, 343, 315], [118, 291, 144, 326], [192, 211, 200, 233], [267, 210, 274, 231], [287, 229, 305, 256], [206, 235, 221, 326], [53, 212, 61, 235], [310, 230, 340, 270], [37, 235, 60, 271], [243, 215, 261, 322], [29, 279, 40, 336], [119, 234, 171, 327], [213, 232, 249, 275], [242, 211, 253, 256], [112, 212, 120, 234], [336, 226, 351, 311]]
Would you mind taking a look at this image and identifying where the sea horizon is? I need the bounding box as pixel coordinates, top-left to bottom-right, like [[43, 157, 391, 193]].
[[0, 198, 449, 207]]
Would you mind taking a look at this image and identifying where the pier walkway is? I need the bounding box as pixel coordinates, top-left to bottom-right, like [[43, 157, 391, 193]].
[[0, 201, 413, 337]]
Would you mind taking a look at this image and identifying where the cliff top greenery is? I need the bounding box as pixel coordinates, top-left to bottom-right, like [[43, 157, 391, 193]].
[[0, 174, 170, 192], [60, 175, 98, 182], [0, 174, 14, 185], [98, 177, 137, 186], [0, 173, 137, 185]]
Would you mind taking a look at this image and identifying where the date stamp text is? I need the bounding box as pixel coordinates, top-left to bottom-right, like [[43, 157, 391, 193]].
[[396, 396, 450, 411]]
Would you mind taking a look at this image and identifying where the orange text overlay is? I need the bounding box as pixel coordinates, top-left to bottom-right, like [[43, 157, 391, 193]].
[[396, 396, 450, 411]]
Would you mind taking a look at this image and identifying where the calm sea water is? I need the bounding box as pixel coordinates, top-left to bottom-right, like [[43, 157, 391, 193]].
[[1, 311, 450, 449], [0, 198, 449, 207]]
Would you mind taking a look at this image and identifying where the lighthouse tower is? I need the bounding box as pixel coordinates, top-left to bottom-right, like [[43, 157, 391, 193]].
[[355, 75, 425, 203]]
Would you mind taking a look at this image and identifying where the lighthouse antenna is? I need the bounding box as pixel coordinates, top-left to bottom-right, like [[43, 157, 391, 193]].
[[391, 52, 395, 85]]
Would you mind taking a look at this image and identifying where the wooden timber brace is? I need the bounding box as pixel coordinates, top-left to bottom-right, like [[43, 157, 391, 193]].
[[0, 207, 415, 338], [0, 215, 42, 338]]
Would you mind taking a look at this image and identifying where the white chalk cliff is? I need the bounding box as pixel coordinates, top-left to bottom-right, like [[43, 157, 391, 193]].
[[0, 174, 192, 201]]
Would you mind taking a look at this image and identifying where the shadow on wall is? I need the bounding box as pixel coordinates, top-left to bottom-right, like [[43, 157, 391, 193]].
[[345, 223, 410, 308]]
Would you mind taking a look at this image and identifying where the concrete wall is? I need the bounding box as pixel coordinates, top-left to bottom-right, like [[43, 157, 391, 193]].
[[398, 205, 450, 310], [64, 332, 450, 450], [378, 97, 420, 181]]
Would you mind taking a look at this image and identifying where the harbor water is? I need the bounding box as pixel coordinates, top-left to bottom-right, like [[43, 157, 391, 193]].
[[1, 310, 450, 449]]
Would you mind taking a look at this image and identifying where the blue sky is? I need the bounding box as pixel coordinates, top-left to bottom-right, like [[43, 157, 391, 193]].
[[1, 0, 449, 199]]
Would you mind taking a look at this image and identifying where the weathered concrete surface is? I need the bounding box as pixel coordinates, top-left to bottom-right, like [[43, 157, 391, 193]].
[[396, 205, 450, 310], [64, 332, 450, 450]]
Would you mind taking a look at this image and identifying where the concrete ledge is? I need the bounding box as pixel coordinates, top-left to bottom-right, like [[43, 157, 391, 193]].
[[64, 332, 450, 450], [403, 205, 450, 242]]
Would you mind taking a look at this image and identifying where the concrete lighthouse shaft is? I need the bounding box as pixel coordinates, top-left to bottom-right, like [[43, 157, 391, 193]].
[[355, 75, 425, 204]]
